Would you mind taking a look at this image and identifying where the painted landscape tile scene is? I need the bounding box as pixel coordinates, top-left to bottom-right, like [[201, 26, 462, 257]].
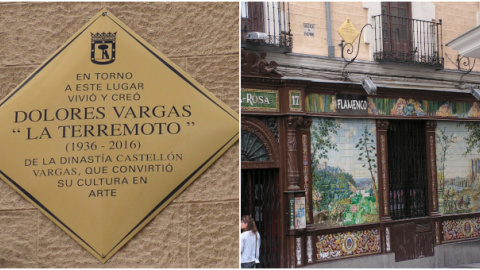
[[437, 122, 480, 215], [311, 118, 379, 229]]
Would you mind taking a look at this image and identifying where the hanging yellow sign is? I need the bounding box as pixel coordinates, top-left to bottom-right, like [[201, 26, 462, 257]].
[[337, 17, 359, 44], [0, 9, 238, 263]]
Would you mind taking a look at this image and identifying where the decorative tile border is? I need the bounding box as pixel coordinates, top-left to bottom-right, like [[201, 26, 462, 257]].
[[307, 94, 480, 120], [307, 236, 313, 263], [442, 217, 480, 242], [289, 198, 295, 230], [380, 134, 388, 216], [302, 134, 310, 223], [316, 228, 381, 261], [296, 237, 303, 266], [429, 134, 437, 210], [385, 227, 391, 252], [306, 94, 336, 113]]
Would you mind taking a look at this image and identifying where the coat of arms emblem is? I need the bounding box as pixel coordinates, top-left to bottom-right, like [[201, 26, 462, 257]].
[[91, 32, 116, 64]]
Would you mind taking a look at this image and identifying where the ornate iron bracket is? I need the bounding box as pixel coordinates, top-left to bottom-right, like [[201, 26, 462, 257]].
[[341, 23, 373, 80], [457, 54, 476, 85]]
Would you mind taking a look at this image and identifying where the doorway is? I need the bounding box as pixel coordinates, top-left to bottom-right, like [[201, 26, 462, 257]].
[[241, 169, 281, 268], [387, 120, 434, 261], [387, 120, 428, 220]]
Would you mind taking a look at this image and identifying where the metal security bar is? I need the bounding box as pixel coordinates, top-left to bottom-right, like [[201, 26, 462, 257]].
[[373, 14, 443, 68], [387, 121, 428, 220], [241, 2, 292, 49], [241, 169, 280, 268]]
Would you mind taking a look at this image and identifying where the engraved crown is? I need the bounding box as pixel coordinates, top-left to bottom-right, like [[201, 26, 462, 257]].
[[91, 32, 116, 42]]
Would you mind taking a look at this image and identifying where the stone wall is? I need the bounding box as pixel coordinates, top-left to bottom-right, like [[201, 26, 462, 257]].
[[0, 2, 239, 267]]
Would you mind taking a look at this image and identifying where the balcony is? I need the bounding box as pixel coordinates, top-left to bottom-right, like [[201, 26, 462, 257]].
[[241, 2, 292, 53], [372, 14, 444, 69]]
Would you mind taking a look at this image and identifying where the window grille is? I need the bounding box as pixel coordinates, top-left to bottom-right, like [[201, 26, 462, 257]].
[[241, 2, 292, 50], [387, 120, 428, 220], [372, 14, 443, 68]]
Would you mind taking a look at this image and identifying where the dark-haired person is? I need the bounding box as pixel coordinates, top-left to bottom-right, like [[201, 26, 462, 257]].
[[240, 215, 260, 268]]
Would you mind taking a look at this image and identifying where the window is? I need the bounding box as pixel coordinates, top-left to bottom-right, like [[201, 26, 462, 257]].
[[373, 2, 444, 67], [241, 2, 264, 36], [241, 130, 269, 162], [241, 2, 292, 50], [381, 2, 413, 61]]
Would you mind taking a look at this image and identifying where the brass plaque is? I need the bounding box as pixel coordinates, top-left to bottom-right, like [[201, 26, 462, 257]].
[[337, 17, 359, 44], [0, 9, 238, 263]]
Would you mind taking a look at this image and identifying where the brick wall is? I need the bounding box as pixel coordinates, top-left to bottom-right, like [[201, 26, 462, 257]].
[[0, 2, 239, 267]]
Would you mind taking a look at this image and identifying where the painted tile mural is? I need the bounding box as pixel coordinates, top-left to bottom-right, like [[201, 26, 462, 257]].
[[306, 94, 480, 119], [311, 118, 379, 229], [316, 228, 381, 261], [306, 94, 336, 113], [436, 122, 480, 215], [442, 217, 480, 242]]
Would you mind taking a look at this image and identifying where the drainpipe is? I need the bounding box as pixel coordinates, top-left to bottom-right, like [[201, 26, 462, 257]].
[[325, 2, 335, 57]]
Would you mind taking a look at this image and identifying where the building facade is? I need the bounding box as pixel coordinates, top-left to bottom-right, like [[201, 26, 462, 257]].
[[0, 2, 239, 267], [241, 2, 480, 267]]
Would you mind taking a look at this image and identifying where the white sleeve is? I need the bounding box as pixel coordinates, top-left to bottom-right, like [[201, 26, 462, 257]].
[[256, 233, 261, 261], [240, 233, 245, 255]]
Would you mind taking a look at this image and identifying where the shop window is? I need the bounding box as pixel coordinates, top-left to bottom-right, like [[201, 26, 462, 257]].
[[387, 120, 428, 220]]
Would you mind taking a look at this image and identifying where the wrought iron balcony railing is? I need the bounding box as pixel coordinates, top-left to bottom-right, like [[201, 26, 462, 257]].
[[241, 2, 292, 52], [372, 14, 444, 69]]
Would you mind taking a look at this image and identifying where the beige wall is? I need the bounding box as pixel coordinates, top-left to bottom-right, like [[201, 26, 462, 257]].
[[436, 1, 480, 70], [289, 1, 480, 71], [0, 2, 239, 267], [290, 2, 370, 61], [289, 2, 328, 56]]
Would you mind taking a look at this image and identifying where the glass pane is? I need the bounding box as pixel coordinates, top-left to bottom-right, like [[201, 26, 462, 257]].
[[241, 1, 248, 18], [241, 130, 269, 161]]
